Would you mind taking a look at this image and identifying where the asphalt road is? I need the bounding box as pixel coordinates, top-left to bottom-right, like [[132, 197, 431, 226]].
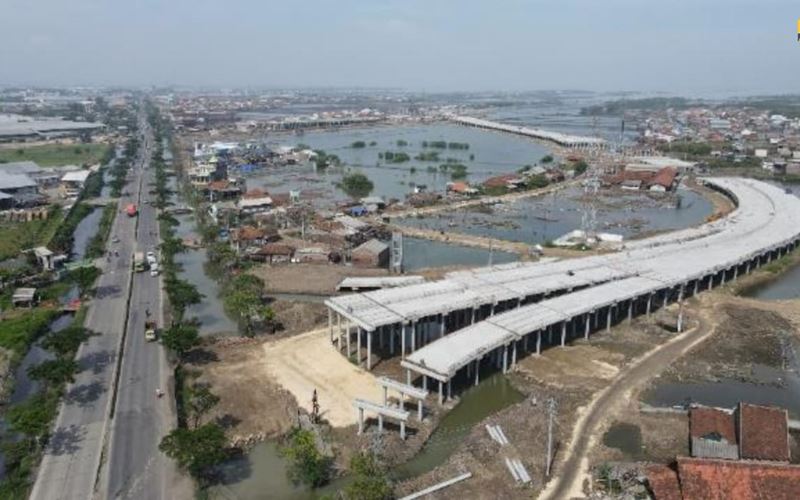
[[31, 109, 182, 500], [103, 120, 180, 499]]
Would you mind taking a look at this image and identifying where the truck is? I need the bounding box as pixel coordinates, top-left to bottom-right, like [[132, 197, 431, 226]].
[[145, 320, 157, 342], [134, 251, 146, 272], [126, 203, 138, 217]]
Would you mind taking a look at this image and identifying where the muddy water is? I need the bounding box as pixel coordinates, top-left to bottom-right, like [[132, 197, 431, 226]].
[[244, 123, 552, 203], [72, 207, 102, 260], [602, 422, 643, 459], [744, 264, 800, 300], [172, 214, 239, 337], [402, 237, 518, 272], [393, 373, 525, 480], [402, 186, 713, 245]]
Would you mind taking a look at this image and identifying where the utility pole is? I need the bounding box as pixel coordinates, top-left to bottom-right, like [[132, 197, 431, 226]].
[[546, 397, 557, 477]]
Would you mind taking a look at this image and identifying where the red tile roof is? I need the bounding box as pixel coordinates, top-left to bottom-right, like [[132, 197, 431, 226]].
[[690, 407, 737, 444], [646, 464, 682, 500], [483, 174, 521, 188], [234, 226, 267, 241], [738, 403, 790, 462], [243, 188, 268, 199], [676, 457, 800, 500], [650, 167, 678, 189]]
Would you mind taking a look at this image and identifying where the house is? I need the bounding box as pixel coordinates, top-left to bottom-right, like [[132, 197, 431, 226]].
[[351, 239, 389, 268], [348, 205, 369, 217], [60, 170, 91, 198], [0, 172, 40, 207], [206, 180, 242, 200], [251, 243, 295, 264], [12, 287, 37, 307], [237, 195, 273, 214], [447, 181, 478, 195], [294, 247, 331, 264], [690, 407, 739, 460], [229, 226, 278, 254], [360, 196, 386, 210], [737, 403, 790, 462], [33, 246, 56, 271], [649, 167, 679, 192], [483, 174, 524, 190], [187, 163, 217, 187], [621, 179, 643, 190]]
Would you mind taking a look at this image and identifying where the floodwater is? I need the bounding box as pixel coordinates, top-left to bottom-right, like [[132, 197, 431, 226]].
[[72, 207, 102, 260], [602, 422, 643, 459], [744, 264, 800, 300], [245, 123, 552, 203], [643, 363, 800, 419], [402, 186, 713, 245], [394, 373, 525, 479], [210, 374, 524, 499], [173, 214, 239, 337], [401, 237, 518, 272]]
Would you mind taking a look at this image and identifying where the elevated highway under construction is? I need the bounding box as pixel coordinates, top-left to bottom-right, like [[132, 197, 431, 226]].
[[325, 178, 800, 401]]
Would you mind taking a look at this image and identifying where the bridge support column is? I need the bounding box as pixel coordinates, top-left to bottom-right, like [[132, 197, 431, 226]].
[[357, 407, 364, 435], [561, 322, 567, 347], [537, 330, 542, 355], [447, 380, 452, 400], [357, 328, 362, 366], [378, 414, 383, 433], [677, 284, 685, 333], [390, 326, 395, 355], [438, 382, 443, 406], [502, 344, 508, 373], [346, 322, 352, 359], [607, 306, 613, 332], [400, 421, 406, 440], [411, 321, 417, 353], [646, 294, 652, 316], [628, 300, 633, 323], [328, 309, 333, 344], [512, 341, 517, 367], [440, 315, 446, 338], [584, 313, 591, 339], [367, 331, 372, 370], [475, 358, 481, 386]]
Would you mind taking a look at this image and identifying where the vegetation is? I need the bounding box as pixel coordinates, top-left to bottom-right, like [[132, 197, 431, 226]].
[[0, 143, 111, 167], [221, 274, 274, 335], [580, 97, 696, 115], [380, 151, 410, 163], [160, 323, 200, 359], [447, 141, 469, 150], [657, 141, 713, 157], [313, 149, 341, 170], [396, 139, 408, 147], [339, 172, 374, 198], [421, 140, 470, 150], [185, 383, 220, 429], [281, 427, 332, 488], [49, 203, 93, 253], [414, 151, 440, 162], [85, 204, 116, 259], [0, 309, 57, 357], [66, 265, 101, 296], [40, 324, 90, 357], [342, 452, 393, 500], [541, 154, 553, 164], [27, 359, 79, 386], [573, 159, 589, 176], [444, 163, 469, 180], [0, 207, 63, 260], [159, 423, 228, 482], [350, 141, 366, 148]]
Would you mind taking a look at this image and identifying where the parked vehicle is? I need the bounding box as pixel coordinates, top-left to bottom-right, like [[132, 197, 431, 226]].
[[150, 263, 159, 277], [126, 203, 138, 217], [134, 252, 146, 272]]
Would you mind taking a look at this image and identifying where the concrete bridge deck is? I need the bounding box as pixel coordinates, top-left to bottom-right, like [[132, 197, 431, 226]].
[[326, 178, 800, 383]]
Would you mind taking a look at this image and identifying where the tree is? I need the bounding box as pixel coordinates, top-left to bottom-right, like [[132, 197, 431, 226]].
[[160, 323, 200, 358], [165, 277, 202, 321], [67, 266, 101, 296], [41, 325, 90, 357], [28, 359, 80, 385], [159, 423, 228, 479], [7, 393, 57, 438], [541, 154, 554, 164], [339, 173, 374, 199], [573, 159, 589, 176], [343, 452, 393, 500], [186, 383, 220, 429], [282, 427, 332, 487]]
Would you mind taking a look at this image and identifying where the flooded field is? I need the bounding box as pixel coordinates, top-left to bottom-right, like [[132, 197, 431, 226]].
[[402, 237, 517, 271], [244, 123, 552, 203], [401, 185, 713, 244]]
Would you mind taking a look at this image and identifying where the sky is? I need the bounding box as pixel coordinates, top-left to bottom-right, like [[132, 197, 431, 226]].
[[2, 0, 799, 94]]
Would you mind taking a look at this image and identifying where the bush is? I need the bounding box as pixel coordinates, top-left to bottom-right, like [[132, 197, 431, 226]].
[[281, 427, 332, 488], [343, 452, 392, 500], [339, 173, 374, 198]]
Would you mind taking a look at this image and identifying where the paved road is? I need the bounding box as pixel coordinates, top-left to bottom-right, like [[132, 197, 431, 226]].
[[103, 117, 181, 499], [30, 111, 150, 500], [539, 306, 717, 500]]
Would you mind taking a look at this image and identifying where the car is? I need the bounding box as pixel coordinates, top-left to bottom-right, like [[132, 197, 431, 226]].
[[150, 264, 159, 277], [146, 251, 156, 260], [112, 236, 120, 244]]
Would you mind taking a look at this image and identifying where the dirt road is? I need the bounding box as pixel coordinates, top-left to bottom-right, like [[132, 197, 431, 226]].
[[262, 328, 383, 427], [538, 304, 718, 500]]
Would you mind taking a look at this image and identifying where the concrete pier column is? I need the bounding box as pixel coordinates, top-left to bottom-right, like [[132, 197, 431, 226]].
[[548, 326, 553, 344], [422, 375, 427, 391], [337, 314, 342, 350], [328, 309, 333, 344], [524, 334, 529, 352], [733, 266, 738, 280], [584, 313, 591, 339], [418, 400, 423, 420], [440, 315, 446, 338], [707, 274, 713, 291], [411, 321, 416, 352], [357, 408, 364, 434], [390, 326, 395, 355], [474, 358, 480, 386], [357, 328, 362, 365], [401, 323, 407, 358], [628, 300, 633, 323], [346, 322, 352, 359], [561, 322, 567, 347], [663, 289, 669, 307], [512, 341, 517, 366], [693, 279, 699, 296], [471, 307, 476, 324], [383, 386, 388, 406], [746, 260, 751, 274], [406, 369, 411, 386], [677, 284, 685, 333], [367, 331, 372, 370], [646, 294, 652, 316], [400, 421, 406, 440], [606, 306, 613, 332], [502, 344, 508, 373], [537, 330, 542, 355], [447, 380, 452, 400], [721, 269, 727, 285], [438, 382, 443, 405], [378, 414, 383, 433]]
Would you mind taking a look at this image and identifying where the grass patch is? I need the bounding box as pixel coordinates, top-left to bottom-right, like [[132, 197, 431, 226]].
[[0, 143, 111, 167], [0, 308, 57, 358], [0, 208, 64, 261]]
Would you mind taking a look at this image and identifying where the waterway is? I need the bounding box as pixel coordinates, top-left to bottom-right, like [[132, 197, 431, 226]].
[[401, 237, 518, 272], [744, 264, 800, 300], [244, 123, 553, 203], [401, 185, 713, 245]]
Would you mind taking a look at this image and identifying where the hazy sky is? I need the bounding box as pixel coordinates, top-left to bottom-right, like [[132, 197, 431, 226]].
[[2, 0, 799, 94]]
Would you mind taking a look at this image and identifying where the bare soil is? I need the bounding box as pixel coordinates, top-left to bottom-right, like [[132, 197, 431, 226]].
[[252, 264, 389, 295]]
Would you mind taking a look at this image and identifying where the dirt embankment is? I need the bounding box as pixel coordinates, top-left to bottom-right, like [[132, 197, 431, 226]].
[[252, 264, 389, 295], [395, 311, 683, 499]]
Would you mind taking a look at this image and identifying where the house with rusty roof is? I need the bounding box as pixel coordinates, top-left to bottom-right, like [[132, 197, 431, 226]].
[[690, 407, 739, 460], [738, 403, 790, 462]]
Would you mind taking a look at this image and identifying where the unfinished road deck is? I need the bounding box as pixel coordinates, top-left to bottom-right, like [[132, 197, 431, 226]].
[[327, 178, 800, 381]]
